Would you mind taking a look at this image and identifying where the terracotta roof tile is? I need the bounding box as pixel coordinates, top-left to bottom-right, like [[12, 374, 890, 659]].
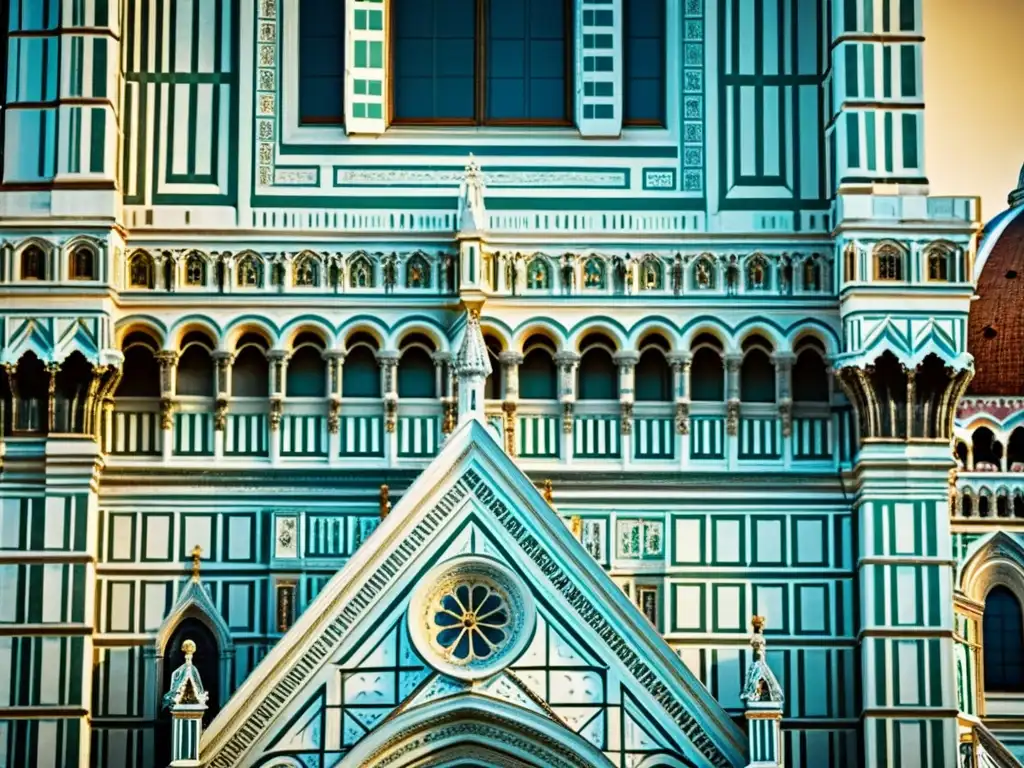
[[968, 209, 1024, 395]]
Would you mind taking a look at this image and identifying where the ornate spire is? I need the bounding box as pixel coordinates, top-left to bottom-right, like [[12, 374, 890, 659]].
[[741, 616, 783, 705], [162, 639, 209, 710], [454, 309, 491, 379], [163, 639, 210, 766], [457, 154, 487, 234]]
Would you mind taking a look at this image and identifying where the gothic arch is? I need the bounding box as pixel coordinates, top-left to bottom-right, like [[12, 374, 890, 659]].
[[958, 532, 1024, 605], [339, 695, 614, 768]]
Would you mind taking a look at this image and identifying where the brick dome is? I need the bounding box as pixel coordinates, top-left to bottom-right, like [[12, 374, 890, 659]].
[[968, 205, 1024, 394]]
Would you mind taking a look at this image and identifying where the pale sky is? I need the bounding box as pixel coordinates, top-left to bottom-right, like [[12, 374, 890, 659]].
[[925, 0, 1023, 224]]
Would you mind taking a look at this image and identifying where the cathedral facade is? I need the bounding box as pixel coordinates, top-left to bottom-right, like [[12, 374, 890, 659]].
[[0, 0, 1021, 766]]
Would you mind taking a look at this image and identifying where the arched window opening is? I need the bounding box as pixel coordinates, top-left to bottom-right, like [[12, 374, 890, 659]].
[[129, 253, 155, 289], [913, 354, 951, 439], [526, 257, 551, 290], [874, 243, 904, 281], [484, 336, 503, 400], [156, 618, 221, 766], [973, 427, 1002, 471], [927, 247, 952, 282], [54, 352, 94, 433], [293, 255, 319, 287], [690, 334, 724, 402], [232, 346, 269, 398], [398, 345, 436, 399], [868, 351, 908, 438], [577, 334, 618, 401], [177, 342, 215, 398], [635, 347, 672, 402], [1008, 428, 1024, 471], [286, 345, 327, 397], [979, 494, 991, 518], [12, 352, 47, 431], [405, 253, 431, 289], [962, 494, 974, 518], [20, 245, 46, 280], [984, 586, 1024, 692], [997, 494, 1010, 517], [348, 255, 374, 289], [843, 245, 857, 282], [520, 338, 558, 400], [117, 341, 161, 398], [1015, 494, 1024, 518], [792, 344, 829, 402], [740, 337, 775, 403], [70, 247, 96, 280], [343, 343, 381, 398]]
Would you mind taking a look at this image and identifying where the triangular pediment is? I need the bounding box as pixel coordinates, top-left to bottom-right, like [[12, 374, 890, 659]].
[[200, 420, 747, 768]]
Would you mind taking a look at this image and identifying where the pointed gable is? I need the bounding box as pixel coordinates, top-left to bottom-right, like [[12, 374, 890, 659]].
[[200, 420, 746, 768]]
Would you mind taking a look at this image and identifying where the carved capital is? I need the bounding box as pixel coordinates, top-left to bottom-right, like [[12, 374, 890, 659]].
[[613, 351, 640, 368], [498, 351, 524, 366]]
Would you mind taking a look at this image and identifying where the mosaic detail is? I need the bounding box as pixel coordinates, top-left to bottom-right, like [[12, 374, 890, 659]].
[[682, 0, 705, 193], [255, 0, 278, 188]]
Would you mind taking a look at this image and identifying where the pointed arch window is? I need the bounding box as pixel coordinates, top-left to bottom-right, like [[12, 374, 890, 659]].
[[129, 253, 154, 289], [349, 255, 374, 289], [526, 258, 550, 290], [984, 586, 1024, 692], [927, 247, 952, 282], [405, 253, 431, 289], [582, 258, 606, 289], [185, 254, 206, 286], [20, 245, 45, 280], [293, 255, 319, 287], [70, 247, 96, 280], [874, 244, 904, 281]]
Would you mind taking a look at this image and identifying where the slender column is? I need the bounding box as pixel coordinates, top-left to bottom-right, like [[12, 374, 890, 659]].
[[667, 351, 691, 468], [324, 350, 345, 462], [156, 351, 178, 462], [267, 350, 287, 464], [614, 350, 639, 467], [499, 351, 524, 456], [377, 350, 399, 464], [725, 354, 742, 471], [433, 351, 455, 435], [45, 362, 60, 433], [212, 351, 233, 459], [555, 352, 580, 463], [773, 352, 795, 468]]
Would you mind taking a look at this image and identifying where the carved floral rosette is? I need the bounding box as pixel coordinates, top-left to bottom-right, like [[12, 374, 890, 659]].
[[408, 555, 535, 681]]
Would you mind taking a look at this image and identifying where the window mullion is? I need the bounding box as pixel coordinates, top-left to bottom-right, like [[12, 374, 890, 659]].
[[576, 0, 623, 137], [344, 0, 388, 134]]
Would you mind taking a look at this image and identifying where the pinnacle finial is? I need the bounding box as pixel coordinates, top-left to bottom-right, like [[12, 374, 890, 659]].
[[182, 639, 196, 661], [190, 545, 202, 583]]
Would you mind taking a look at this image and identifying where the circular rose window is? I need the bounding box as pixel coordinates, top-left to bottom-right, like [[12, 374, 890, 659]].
[[408, 556, 535, 680]]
